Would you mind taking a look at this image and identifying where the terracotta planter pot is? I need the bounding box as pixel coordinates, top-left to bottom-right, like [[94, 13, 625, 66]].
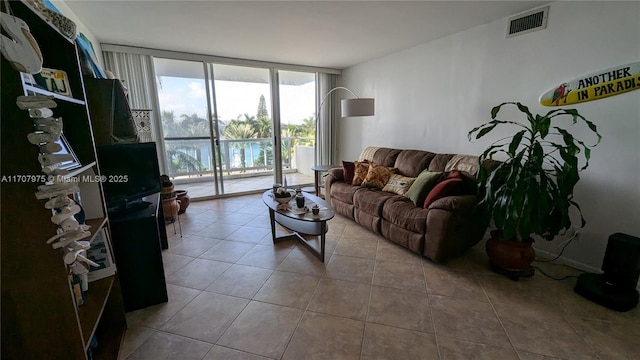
[[162, 197, 180, 221], [175, 190, 190, 214], [485, 231, 535, 272]]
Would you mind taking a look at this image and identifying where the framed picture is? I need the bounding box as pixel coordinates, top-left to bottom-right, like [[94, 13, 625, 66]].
[[54, 133, 82, 171], [86, 228, 116, 282]]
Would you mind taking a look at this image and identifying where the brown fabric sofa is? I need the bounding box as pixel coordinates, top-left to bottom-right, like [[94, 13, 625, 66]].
[[325, 147, 496, 263]]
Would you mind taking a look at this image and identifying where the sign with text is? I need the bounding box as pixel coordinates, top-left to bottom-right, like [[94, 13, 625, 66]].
[[540, 62, 640, 106]]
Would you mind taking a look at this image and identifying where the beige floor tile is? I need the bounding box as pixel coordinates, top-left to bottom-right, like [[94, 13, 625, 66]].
[[196, 222, 242, 239], [367, 285, 433, 333], [277, 247, 328, 276], [217, 301, 303, 359], [217, 212, 258, 226], [224, 226, 271, 243], [234, 204, 268, 215], [161, 292, 248, 343], [324, 254, 375, 284], [478, 273, 564, 307], [334, 236, 378, 259], [167, 235, 221, 257], [236, 244, 294, 269], [430, 295, 511, 348], [187, 209, 230, 223], [125, 284, 201, 329], [248, 214, 272, 229], [515, 351, 565, 360], [423, 262, 488, 301], [493, 302, 599, 359], [375, 239, 425, 265], [125, 331, 211, 360], [567, 315, 640, 359], [373, 260, 426, 292], [205, 264, 273, 298], [119, 326, 155, 359], [437, 336, 519, 360], [161, 251, 194, 276], [342, 223, 380, 240], [179, 220, 214, 236], [326, 221, 346, 237], [307, 278, 371, 320], [253, 271, 320, 309], [200, 241, 256, 263], [203, 345, 272, 360], [282, 312, 364, 360], [361, 322, 438, 360], [166, 258, 231, 289]]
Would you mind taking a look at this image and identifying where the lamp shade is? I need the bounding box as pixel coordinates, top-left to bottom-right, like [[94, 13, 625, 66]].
[[341, 98, 375, 117]]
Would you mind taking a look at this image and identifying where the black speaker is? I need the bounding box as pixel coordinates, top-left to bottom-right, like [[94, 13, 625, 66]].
[[575, 232, 640, 312], [602, 232, 640, 290]]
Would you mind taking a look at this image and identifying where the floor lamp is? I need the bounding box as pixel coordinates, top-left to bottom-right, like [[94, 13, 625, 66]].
[[314, 86, 375, 171]]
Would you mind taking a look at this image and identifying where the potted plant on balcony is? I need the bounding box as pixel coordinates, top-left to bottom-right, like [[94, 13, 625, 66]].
[[468, 102, 601, 278]]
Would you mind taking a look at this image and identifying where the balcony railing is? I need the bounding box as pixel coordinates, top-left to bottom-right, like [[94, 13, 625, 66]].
[[163, 137, 314, 180]]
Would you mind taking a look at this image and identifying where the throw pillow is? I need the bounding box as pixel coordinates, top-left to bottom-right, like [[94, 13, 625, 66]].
[[352, 161, 370, 186], [423, 172, 465, 208], [342, 160, 355, 184], [362, 163, 397, 189], [404, 170, 443, 206], [382, 174, 416, 195]]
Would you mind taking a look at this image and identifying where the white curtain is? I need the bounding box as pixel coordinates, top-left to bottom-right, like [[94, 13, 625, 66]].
[[316, 73, 338, 166], [102, 51, 167, 173]]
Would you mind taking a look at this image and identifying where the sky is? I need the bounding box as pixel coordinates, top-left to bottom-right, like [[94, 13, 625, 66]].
[[156, 77, 316, 125]]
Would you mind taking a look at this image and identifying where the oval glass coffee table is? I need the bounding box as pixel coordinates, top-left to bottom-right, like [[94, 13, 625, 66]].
[[262, 190, 335, 262]]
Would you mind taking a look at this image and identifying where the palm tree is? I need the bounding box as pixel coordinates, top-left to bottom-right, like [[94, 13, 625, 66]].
[[223, 120, 257, 172]]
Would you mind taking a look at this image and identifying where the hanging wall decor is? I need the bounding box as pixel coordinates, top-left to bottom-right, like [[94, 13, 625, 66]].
[[540, 61, 640, 106]]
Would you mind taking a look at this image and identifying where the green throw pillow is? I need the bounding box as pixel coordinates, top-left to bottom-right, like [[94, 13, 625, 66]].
[[404, 170, 443, 207]]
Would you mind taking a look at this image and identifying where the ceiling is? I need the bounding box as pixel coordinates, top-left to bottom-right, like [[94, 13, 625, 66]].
[[64, 0, 548, 70]]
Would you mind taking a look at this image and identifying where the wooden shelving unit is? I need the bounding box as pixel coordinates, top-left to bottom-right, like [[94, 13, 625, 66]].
[[0, 1, 126, 359]]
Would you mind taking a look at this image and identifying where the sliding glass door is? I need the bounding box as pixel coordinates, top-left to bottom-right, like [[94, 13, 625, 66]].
[[154, 58, 316, 198]]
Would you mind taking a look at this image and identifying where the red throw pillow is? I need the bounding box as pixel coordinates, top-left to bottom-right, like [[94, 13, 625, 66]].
[[423, 177, 464, 208], [342, 160, 355, 184]]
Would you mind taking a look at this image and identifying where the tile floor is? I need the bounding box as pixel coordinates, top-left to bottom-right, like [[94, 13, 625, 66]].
[[120, 194, 640, 360]]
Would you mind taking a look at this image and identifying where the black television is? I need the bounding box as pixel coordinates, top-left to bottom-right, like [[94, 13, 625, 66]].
[[97, 142, 161, 212]]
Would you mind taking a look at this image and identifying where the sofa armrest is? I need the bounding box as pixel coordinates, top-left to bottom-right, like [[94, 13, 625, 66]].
[[324, 167, 344, 199], [427, 195, 477, 213]]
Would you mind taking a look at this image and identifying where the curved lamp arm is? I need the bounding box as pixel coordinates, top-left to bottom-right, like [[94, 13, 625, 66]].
[[318, 86, 374, 118]]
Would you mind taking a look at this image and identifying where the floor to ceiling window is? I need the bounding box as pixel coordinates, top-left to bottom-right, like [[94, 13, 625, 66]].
[[153, 58, 318, 198]]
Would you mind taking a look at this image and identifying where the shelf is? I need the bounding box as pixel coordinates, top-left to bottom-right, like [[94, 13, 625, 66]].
[[20, 0, 75, 44], [23, 84, 86, 105], [63, 162, 98, 180], [77, 275, 115, 349], [85, 217, 108, 241]]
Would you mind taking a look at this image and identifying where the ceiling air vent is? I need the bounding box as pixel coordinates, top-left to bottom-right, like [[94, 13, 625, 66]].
[[506, 6, 549, 38]]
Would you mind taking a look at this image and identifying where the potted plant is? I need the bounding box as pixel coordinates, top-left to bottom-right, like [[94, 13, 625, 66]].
[[468, 102, 601, 278]]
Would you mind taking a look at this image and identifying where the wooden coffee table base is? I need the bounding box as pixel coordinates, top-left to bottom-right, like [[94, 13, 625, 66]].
[[268, 209, 327, 263]]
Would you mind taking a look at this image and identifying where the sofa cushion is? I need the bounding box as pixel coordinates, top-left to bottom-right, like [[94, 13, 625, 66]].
[[404, 170, 443, 207], [353, 188, 398, 216], [382, 174, 416, 195], [371, 147, 402, 167], [352, 161, 370, 186], [330, 182, 362, 205], [394, 150, 435, 177], [382, 196, 430, 234], [428, 154, 455, 172], [423, 171, 465, 208], [362, 163, 397, 189], [342, 160, 355, 184]]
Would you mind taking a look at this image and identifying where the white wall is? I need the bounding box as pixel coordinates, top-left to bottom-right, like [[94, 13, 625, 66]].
[[52, 0, 103, 66], [340, 1, 640, 270]]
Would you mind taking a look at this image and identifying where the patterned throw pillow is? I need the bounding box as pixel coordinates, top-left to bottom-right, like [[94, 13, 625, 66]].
[[362, 163, 397, 189], [351, 161, 370, 186], [382, 174, 416, 195]]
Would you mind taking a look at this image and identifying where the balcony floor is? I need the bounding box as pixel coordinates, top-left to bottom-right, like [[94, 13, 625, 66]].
[[176, 172, 314, 199]]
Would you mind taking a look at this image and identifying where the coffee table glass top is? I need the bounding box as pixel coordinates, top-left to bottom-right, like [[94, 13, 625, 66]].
[[262, 190, 334, 222]]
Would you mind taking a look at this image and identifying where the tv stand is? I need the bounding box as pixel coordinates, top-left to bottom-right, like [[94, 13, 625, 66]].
[[108, 193, 168, 312]]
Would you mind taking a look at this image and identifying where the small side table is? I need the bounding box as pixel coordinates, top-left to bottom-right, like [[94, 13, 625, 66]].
[[311, 165, 338, 199]]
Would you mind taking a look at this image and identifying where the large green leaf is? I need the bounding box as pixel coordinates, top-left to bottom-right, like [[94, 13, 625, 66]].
[[470, 102, 600, 242]]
